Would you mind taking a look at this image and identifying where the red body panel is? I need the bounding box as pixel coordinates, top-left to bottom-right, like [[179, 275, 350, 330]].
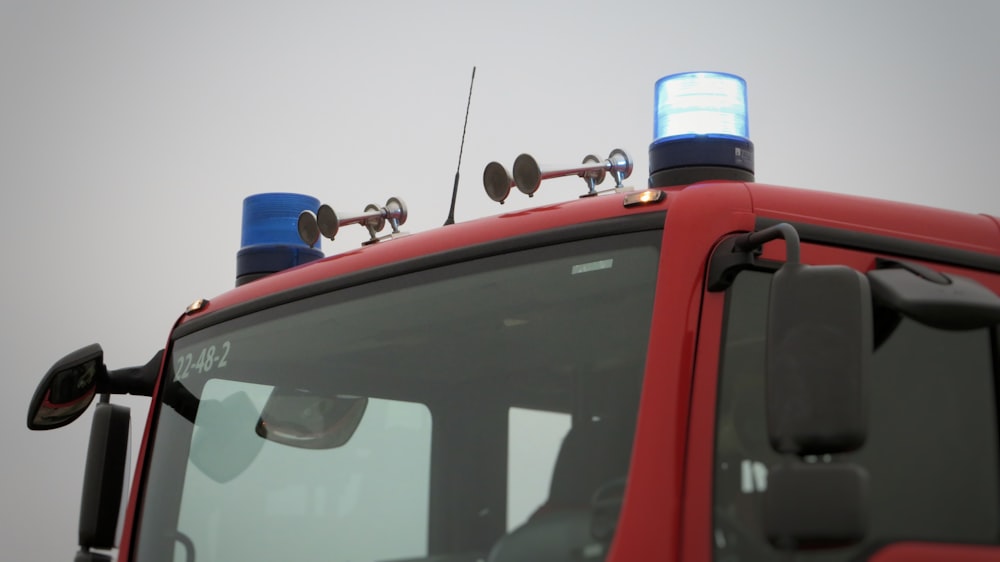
[[682, 276, 728, 561], [182, 183, 1000, 326], [190, 196, 667, 319], [118, 330, 179, 561], [748, 183, 1000, 254], [870, 542, 1000, 562], [609, 182, 755, 561], [119, 181, 1000, 562]]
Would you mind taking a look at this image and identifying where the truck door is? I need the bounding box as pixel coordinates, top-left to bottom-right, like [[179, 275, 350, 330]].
[[686, 240, 1000, 561]]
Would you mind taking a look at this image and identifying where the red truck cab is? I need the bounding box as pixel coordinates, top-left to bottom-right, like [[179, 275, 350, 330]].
[[27, 72, 1000, 562]]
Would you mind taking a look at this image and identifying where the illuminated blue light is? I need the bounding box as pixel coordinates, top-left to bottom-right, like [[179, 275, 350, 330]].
[[654, 72, 749, 142], [241, 193, 319, 248], [648, 71, 755, 186], [236, 193, 324, 286]]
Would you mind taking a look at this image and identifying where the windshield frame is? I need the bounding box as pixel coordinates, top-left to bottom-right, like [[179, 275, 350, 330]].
[[130, 214, 666, 562], [172, 212, 666, 341]]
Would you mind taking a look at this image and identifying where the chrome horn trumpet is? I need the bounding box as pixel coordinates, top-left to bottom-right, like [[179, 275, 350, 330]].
[[513, 149, 633, 197], [482, 149, 633, 204], [482, 161, 516, 204], [298, 197, 407, 246]]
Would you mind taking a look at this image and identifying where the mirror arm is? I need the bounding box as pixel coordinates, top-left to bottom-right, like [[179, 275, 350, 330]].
[[97, 349, 163, 397], [707, 223, 800, 292], [735, 223, 801, 264], [164, 382, 201, 424]]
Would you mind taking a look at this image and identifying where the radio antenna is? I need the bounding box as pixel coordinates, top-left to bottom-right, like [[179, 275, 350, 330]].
[[444, 66, 476, 226]]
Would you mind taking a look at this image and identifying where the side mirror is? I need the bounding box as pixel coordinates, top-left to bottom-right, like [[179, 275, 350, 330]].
[[77, 400, 131, 561], [27, 344, 105, 430], [256, 390, 368, 450], [766, 263, 872, 455], [763, 462, 868, 550], [868, 260, 1000, 331]]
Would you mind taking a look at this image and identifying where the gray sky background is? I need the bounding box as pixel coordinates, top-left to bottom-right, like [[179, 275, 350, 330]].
[[2, 1, 998, 559]]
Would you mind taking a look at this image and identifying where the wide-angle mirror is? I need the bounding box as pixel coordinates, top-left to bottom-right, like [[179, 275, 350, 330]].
[[27, 343, 106, 430], [256, 389, 368, 450]]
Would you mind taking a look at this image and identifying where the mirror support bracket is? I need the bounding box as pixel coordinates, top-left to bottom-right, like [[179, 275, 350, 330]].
[[707, 223, 800, 292], [99, 349, 163, 397]]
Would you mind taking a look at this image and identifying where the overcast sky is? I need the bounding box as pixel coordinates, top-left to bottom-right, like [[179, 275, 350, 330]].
[[2, 1, 998, 559]]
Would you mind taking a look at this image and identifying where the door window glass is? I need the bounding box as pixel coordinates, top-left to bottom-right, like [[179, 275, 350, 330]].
[[714, 270, 999, 560], [507, 407, 572, 529]]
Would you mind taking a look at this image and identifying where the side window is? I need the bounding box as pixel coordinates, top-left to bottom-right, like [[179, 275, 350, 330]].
[[507, 407, 572, 529], [714, 270, 1000, 560]]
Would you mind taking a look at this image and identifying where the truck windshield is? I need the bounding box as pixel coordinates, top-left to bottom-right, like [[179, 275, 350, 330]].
[[134, 229, 661, 562]]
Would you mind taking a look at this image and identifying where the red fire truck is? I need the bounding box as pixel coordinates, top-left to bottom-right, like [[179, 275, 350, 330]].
[[27, 72, 1000, 562]]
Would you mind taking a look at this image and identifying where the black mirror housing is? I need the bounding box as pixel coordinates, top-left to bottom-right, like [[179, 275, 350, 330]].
[[27, 344, 106, 430], [78, 401, 131, 552], [868, 265, 1000, 330], [767, 263, 872, 455], [763, 462, 869, 550], [257, 391, 368, 450]]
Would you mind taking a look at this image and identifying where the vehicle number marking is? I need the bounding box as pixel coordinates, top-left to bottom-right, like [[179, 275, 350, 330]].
[[175, 341, 231, 379]]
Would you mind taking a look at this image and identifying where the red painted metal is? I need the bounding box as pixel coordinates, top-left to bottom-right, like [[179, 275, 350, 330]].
[[118, 326, 183, 562], [869, 542, 1000, 562], [608, 181, 756, 561], [116, 179, 1000, 561], [181, 182, 1000, 325], [749, 183, 1000, 254]]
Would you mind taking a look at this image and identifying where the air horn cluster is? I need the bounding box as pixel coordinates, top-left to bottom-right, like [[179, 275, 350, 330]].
[[483, 149, 633, 204]]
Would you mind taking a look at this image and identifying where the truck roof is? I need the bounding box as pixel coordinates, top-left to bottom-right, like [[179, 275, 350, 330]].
[[178, 181, 1000, 330]]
